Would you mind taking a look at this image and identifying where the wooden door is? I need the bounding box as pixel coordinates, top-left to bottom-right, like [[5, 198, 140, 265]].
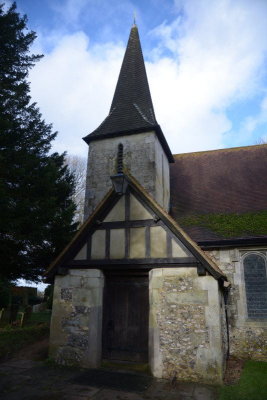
[[102, 274, 149, 362]]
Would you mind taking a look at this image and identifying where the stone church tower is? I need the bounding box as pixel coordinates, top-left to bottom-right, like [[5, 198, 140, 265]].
[[83, 24, 173, 218], [47, 24, 230, 384]]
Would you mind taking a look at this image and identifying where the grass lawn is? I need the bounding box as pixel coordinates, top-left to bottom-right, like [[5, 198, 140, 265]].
[[27, 310, 51, 326], [219, 360, 267, 400], [0, 311, 51, 360]]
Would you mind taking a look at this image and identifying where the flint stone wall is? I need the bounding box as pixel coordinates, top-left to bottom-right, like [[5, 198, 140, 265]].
[[49, 269, 104, 368], [84, 131, 170, 218], [149, 268, 225, 384], [206, 248, 267, 360]]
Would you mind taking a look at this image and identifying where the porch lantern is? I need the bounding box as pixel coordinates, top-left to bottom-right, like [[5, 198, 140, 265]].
[[110, 173, 128, 195]]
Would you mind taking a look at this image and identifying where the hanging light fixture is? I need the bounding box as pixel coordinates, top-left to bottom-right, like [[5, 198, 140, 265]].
[[110, 143, 128, 194]]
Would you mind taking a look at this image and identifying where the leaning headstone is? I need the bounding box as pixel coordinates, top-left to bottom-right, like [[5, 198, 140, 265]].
[[16, 311, 24, 327], [0, 308, 11, 327], [21, 305, 32, 327]]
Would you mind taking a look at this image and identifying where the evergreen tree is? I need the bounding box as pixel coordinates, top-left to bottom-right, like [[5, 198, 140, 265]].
[[0, 2, 77, 282]]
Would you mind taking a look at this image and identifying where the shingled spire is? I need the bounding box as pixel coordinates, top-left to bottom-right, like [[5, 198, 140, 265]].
[[109, 23, 156, 123], [83, 24, 173, 162]]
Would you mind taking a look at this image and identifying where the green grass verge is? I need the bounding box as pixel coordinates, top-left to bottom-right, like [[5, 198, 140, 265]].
[[219, 361, 267, 400], [0, 322, 50, 360]]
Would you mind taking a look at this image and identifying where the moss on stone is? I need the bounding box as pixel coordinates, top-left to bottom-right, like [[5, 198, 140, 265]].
[[179, 211, 267, 238]]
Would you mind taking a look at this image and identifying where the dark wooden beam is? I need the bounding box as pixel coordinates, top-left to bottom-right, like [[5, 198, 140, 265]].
[[64, 262, 198, 271], [98, 219, 156, 229], [68, 256, 197, 266], [199, 238, 267, 249], [105, 229, 110, 259], [125, 228, 130, 258], [87, 236, 91, 260], [197, 263, 206, 276], [125, 191, 130, 221], [167, 234, 172, 258], [57, 267, 69, 275]]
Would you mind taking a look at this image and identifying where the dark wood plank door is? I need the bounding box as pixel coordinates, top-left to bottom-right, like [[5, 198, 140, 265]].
[[102, 274, 149, 362]]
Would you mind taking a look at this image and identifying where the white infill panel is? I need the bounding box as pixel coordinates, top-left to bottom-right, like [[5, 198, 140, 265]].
[[74, 244, 87, 260], [91, 230, 106, 259], [130, 194, 153, 220], [104, 196, 125, 222], [150, 226, 167, 258], [110, 229, 125, 259], [130, 227, 146, 258], [172, 239, 190, 257]]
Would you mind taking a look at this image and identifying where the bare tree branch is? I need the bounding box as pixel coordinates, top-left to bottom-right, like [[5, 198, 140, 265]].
[[255, 137, 267, 144], [65, 155, 87, 225]]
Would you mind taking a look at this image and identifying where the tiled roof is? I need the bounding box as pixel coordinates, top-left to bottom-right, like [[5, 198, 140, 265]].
[[170, 144, 267, 243]]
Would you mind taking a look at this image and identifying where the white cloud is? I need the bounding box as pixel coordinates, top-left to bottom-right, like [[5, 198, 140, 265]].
[[30, 32, 124, 156], [29, 0, 267, 156], [17, 279, 48, 292], [148, 0, 267, 152]]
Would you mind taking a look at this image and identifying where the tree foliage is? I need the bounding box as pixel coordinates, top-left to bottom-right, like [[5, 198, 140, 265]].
[[0, 3, 77, 282]]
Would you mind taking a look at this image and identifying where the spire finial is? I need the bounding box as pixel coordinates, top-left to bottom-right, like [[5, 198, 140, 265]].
[[133, 11, 136, 26]]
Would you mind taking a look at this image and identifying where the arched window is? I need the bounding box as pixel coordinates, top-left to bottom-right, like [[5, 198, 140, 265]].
[[243, 253, 267, 319]]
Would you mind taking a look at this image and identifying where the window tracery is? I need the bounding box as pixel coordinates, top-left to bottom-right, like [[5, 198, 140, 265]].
[[243, 253, 267, 319]]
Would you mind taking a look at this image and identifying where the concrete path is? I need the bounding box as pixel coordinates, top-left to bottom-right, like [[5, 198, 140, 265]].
[[0, 359, 218, 400]]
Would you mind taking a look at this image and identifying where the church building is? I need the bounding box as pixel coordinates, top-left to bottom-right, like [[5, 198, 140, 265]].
[[46, 24, 267, 384]]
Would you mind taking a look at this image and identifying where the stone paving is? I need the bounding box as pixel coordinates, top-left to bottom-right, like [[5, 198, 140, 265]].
[[0, 359, 219, 400]]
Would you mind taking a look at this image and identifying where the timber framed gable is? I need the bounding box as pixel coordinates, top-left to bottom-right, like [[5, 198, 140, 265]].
[[46, 174, 226, 282]]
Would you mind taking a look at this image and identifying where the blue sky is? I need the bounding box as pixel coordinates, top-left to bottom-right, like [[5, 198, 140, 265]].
[[9, 0, 267, 159]]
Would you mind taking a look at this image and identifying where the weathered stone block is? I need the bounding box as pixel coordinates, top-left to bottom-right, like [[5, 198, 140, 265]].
[[84, 132, 170, 218], [166, 291, 208, 305], [61, 288, 72, 301], [70, 269, 103, 278], [162, 267, 197, 277], [49, 269, 104, 369], [149, 267, 224, 384]]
